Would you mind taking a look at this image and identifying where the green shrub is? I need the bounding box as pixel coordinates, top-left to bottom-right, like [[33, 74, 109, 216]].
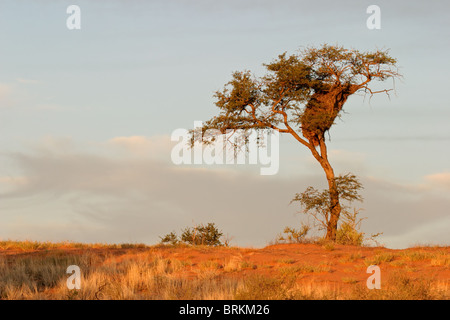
[[159, 232, 179, 245], [159, 223, 224, 246], [181, 223, 223, 246]]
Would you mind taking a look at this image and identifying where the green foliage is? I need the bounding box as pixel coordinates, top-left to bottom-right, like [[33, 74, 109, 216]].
[[160, 223, 225, 247], [159, 232, 179, 246], [181, 223, 224, 246], [194, 44, 400, 146], [290, 174, 382, 246], [291, 173, 364, 232]]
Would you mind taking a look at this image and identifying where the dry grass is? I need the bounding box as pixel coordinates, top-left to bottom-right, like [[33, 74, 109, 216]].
[[349, 271, 449, 300], [0, 240, 147, 251], [364, 253, 397, 266], [0, 250, 240, 299], [0, 241, 448, 300]]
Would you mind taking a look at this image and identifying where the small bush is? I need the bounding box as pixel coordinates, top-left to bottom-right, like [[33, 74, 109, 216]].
[[159, 223, 224, 247], [275, 224, 310, 244], [159, 232, 179, 245], [336, 222, 364, 246], [181, 223, 223, 246], [336, 209, 382, 246]]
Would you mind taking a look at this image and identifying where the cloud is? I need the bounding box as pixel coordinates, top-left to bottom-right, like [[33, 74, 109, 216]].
[[108, 135, 172, 160], [424, 172, 450, 189], [0, 137, 309, 245], [0, 136, 449, 248], [0, 157, 305, 246], [359, 176, 450, 247], [380, 215, 450, 248]]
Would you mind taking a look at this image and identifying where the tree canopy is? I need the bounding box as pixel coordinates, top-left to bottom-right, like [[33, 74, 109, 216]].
[[199, 44, 400, 149]]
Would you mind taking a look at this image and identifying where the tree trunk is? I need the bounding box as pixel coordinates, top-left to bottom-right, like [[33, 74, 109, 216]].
[[320, 158, 341, 241]]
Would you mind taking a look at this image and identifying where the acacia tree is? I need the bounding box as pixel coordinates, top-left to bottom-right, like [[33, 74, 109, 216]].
[[196, 44, 401, 241]]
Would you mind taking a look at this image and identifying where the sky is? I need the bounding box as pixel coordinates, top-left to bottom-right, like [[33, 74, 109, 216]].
[[0, 0, 449, 248]]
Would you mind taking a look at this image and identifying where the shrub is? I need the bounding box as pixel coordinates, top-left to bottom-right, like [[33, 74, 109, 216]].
[[181, 223, 223, 246], [336, 221, 364, 246], [335, 208, 382, 246], [275, 224, 310, 244], [159, 232, 179, 245], [159, 223, 224, 246]]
